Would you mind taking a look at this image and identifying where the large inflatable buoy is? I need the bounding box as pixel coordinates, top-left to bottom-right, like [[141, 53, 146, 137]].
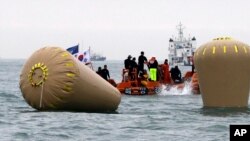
[[194, 37, 250, 107], [19, 47, 121, 112]]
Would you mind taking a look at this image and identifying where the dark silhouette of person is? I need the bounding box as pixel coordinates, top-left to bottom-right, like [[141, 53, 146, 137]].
[[191, 52, 195, 73], [96, 66, 102, 76], [101, 65, 110, 81], [130, 57, 138, 80], [138, 51, 147, 76], [131, 57, 138, 70], [170, 66, 182, 83], [124, 55, 132, 69]]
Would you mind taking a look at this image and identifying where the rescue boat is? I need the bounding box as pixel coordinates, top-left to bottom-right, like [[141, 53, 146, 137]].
[[116, 69, 200, 95], [116, 69, 162, 95]]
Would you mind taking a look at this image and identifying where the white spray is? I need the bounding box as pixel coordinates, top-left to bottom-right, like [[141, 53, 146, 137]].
[[159, 81, 193, 95]]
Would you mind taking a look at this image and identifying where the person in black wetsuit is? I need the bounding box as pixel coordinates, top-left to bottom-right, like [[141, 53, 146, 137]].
[[101, 65, 110, 81], [170, 65, 182, 83], [124, 55, 132, 69], [138, 51, 147, 76]]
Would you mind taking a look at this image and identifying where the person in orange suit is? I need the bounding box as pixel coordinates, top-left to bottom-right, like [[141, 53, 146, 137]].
[[191, 72, 200, 94], [161, 59, 171, 84]]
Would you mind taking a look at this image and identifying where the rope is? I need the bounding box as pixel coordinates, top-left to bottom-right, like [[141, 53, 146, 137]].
[[39, 83, 44, 109]]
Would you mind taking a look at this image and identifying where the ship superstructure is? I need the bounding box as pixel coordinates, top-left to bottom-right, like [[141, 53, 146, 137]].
[[168, 23, 196, 66]]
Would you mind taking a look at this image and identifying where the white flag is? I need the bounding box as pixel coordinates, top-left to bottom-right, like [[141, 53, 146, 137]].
[[77, 50, 91, 64]]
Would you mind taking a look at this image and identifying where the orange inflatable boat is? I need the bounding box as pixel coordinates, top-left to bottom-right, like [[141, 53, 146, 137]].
[[116, 69, 200, 95], [116, 69, 162, 95]]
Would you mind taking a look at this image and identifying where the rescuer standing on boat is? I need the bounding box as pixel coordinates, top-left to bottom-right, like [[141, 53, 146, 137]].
[[148, 57, 158, 81], [124, 55, 132, 69], [138, 51, 147, 76], [161, 59, 171, 84], [124, 55, 134, 80]]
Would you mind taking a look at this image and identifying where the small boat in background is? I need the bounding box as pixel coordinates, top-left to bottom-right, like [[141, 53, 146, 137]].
[[90, 53, 106, 61]]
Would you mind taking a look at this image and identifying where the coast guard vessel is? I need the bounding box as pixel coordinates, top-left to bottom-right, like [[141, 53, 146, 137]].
[[168, 23, 196, 66]]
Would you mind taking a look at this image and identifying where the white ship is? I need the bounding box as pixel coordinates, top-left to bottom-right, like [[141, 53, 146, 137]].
[[90, 53, 106, 61], [168, 23, 196, 66]]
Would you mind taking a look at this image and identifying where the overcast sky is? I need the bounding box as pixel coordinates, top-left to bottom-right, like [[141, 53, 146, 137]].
[[1, 0, 250, 60]]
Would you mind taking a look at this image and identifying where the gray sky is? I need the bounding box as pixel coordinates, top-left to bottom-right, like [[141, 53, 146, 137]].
[[1, 0, 250, 60]]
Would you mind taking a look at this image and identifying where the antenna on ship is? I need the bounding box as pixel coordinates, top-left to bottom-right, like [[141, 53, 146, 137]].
[[176, 22, 185, 41]]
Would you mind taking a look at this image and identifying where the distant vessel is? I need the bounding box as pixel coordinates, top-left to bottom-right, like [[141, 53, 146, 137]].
[[168, 23, 197, 66], [90, 53, 106, 61]]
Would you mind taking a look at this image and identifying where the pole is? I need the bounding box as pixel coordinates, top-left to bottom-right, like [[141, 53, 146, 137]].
[[89, 46, 94, 70]]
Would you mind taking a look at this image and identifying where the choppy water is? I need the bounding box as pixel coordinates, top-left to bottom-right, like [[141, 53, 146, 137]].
[[1, 59, 250, 141]]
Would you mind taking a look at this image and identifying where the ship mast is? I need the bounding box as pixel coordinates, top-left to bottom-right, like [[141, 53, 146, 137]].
[[176, 22, 185, 41]]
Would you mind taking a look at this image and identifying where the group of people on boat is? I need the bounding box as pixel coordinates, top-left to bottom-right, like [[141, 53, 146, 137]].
[[122, 51, 185, 86], [93, 50, 199, 94]]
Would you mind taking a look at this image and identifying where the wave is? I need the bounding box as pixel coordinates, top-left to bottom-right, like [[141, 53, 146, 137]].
[[159, 81, 193, 95]]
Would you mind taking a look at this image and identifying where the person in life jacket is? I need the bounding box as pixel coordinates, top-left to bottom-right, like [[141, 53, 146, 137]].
[[148, 57, 158, 81], [160, 59, 171, 84]]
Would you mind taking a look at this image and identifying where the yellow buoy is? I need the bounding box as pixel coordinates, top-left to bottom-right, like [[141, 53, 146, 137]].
[[194, 37, 250, 107], [19, 47, 121, 112]]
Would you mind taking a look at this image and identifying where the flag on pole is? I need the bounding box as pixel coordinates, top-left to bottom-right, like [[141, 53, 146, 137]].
[[66, 44, 79, 57], [78, 50, 91, 64]]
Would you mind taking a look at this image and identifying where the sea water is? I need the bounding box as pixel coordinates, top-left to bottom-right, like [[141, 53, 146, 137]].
[[0, 59, 250, 141]]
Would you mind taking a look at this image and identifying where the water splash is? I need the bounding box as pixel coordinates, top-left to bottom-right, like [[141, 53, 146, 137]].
[[159, 81, 193, 95]]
